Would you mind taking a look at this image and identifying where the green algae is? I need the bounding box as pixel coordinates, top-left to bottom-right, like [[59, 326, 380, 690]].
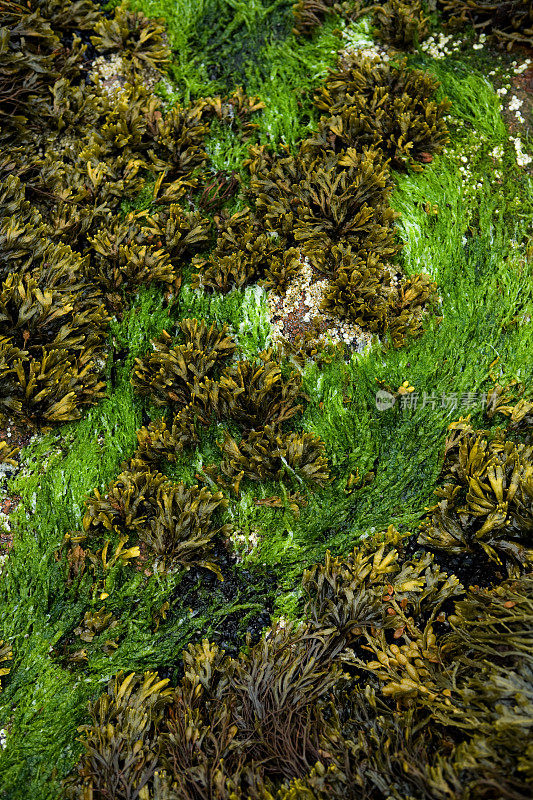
[[133, 0, 343, 148], [0, 4, 532, 797]]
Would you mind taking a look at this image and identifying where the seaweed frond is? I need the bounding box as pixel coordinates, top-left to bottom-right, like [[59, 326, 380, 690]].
[[91, 0, 170, 75], [220, 425, 330, 487], [314, 55, 451, 169], [83, 466, 230, 573], [373, 0, 429, 50], [419, 408, 533, 575]]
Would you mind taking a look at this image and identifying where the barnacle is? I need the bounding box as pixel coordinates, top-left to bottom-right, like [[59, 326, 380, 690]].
[[373, 0, 429, 50], [91, 0, 170, 75], [219, 425, 330, 487], [419, 407, 533, 574], [314, 55, 451, 168]]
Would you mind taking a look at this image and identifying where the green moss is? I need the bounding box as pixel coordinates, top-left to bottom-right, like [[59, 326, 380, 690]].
[[224, 54, 533, 604], [177, 282, 271, 359], [1, 4, 532, 797], [131, 0, 342, 149], [128, 0, 294, 98], [204, 121, 253, 174], [246, 15, 345, 149], [425, 62, 507, 139]]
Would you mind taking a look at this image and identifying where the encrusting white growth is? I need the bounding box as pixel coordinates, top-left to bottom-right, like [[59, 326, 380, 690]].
[[514, 59, 531, 75], [512, 137, 532, 167], [267, 257, 373, 352], [90, 53, 161, 94], [232, 527, 260, 557], [421, 31, 463, 58], [341, 16, 376, 52]]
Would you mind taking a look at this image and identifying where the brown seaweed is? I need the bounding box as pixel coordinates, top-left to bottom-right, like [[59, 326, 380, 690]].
[[91, 0, 170, 75], [83, 465, 230, 574], [314, 54, 451, 169], [66, 521, 533, 799], [419, 408, 533, 575], [438, 0, 533, 49], [373, 0, 429, 49]]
